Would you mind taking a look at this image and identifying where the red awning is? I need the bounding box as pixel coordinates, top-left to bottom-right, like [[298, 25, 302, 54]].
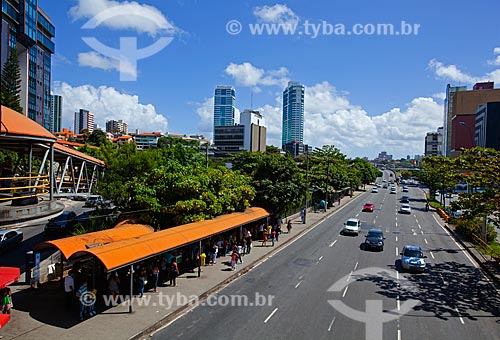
[[0, 267, 20, 289], [0, 314, 10, 328]]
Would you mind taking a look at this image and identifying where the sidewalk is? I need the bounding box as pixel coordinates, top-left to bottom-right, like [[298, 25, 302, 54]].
[[0, 193, 360, 340]]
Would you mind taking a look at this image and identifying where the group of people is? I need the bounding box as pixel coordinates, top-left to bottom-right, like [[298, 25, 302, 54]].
[[133, 257, 180, 297], [1, 287, 13, 314], [64, 269, 95, 321]]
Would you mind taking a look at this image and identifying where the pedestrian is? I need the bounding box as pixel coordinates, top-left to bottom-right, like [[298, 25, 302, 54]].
[[230, 249, 242, 270], [262, 230, 268, 247], [276, 224, 281, 241], [169, 259, 179, 287], [64, 270, 75, 310], [271, 228, 276, 246], [246, 235, 252, 254], [107, 272, 120, 303], [2, 288, 12, 314], [222, 239, 228, 257], [287, 220, 292, 234], [266, 224, 272, 238], [86, 288, 97, 317], [300, 209, 305, 223], [338, 197, 341, 205], [137, 269, 147, 297], [75, 280, 89, 321], [242, 238, 247, 255], [152, 263, 160, 292]]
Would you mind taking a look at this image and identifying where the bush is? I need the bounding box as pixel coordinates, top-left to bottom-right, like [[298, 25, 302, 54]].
[[454, 217, 497, 243]]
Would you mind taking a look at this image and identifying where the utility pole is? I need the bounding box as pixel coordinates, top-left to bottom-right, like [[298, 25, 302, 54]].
[[304, 151, 309, 223]]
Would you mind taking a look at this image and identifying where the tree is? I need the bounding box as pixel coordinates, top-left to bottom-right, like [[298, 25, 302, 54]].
[[87, 130, 108, 147], [1, 48, 23, 113]]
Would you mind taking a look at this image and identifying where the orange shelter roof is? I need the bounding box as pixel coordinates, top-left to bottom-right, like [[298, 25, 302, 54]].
[[35, 221, 154, 259], [71, 207, 269, 271], [54, 143, 105, 166], [0, 106, 56, 141]]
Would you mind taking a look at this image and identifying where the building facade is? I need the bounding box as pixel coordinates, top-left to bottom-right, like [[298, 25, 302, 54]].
[[443, 82, 500, 156], [424, 132, 443, 156], [213, 125, 245, 157], [131, 132, 164, 150], [213, 85, 237, 128], [282, 81, 305, 154], [475, 102, 500, 150], [1, 0, 55, 129], [106, 119, 128, 136], [74, 109, 94, 134], [49, 94, 62, 133], [450, 114, 475, 157], [240, 109, 266, 152]]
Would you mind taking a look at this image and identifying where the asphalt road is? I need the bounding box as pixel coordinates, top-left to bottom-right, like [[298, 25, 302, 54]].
[[153, 174, 500, 340], [0, 199, 90, 271]]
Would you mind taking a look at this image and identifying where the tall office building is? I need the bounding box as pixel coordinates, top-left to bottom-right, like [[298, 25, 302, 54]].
[[475, 102, 500, 150], [443, 82, 500, 156], [74, 109, 94, 134], [424, 131, 443, 156], [1, 0, 55, 130], [240, 109, 266, 152], [50, 94, 62, 133], [106, 119, 128, 136], [282, 81, 305, 157], [214, 86, 237, 128]]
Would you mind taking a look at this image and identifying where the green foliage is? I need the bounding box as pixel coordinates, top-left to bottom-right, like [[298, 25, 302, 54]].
[[1, 48, 23, 113], [231, 151, 306, 218], [87, 130, 108, 147]]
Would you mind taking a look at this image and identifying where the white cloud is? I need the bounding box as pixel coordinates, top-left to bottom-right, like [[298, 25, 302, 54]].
[[194, 97, 215, 139], [432, 92, 446, 101], [69, 0, 176, 36], [246, 81, 442, 159], [428, 59, 480, 84], [253, 4, 299, 26], [488, 47, 500, 66], [225, 62, 290, 91], [77, 52, 137, 79], [52, 82, 168, 133]]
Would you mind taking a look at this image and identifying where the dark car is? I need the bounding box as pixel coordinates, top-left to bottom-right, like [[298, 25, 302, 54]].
[[0, 229, 23, 253], [400, 196, 410, 203], [44, 211, 77, 239], [362, 202, 375, 212], [364, 229, 385, 251]]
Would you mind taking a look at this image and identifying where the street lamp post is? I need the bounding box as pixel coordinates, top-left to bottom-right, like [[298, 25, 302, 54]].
[[304, 151, 309, 223]]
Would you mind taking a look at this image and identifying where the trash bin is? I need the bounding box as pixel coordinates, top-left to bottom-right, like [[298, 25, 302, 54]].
[[200, 253, 207, 266]]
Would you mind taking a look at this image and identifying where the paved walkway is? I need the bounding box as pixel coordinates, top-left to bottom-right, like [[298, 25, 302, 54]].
[[0, 194, 360, 340]]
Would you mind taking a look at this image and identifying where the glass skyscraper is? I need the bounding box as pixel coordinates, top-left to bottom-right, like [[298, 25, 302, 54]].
[[1, 0, 55, 130], [213, 85, 236, 128], [50, 94, 62, 133], [282, 81, 305, 149]]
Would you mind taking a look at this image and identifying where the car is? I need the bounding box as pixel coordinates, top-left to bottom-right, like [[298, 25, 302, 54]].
[[402, 186, 409, 192], [445, 192, 453, 198], [364, 229, 385, 251], [390, 186, 397, 194], [400, 245, 427, 272], [84, 195, 103, 208], [362, 202, 375, 212], [342, 218, 361, 236], [400, 196, 410, 203], [399, 203, 411, 214], [371, 187, 379, 193], [44, 211, 78, 239], [376, 183, 382, 188], [0, 229, 23, 253], [383, 183, 388, 188]]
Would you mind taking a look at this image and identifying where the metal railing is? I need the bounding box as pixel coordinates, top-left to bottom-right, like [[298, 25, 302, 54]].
[[0, 173, 50, 201]]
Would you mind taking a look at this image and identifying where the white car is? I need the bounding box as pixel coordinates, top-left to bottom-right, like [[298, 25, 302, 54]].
[[402, 186, 409, 192], [342, 218, 361, 236], [399, 203, 411, 214], [371, 187, 379, 193], [390, 186, 397, 194], [400, 245, 427, 272]]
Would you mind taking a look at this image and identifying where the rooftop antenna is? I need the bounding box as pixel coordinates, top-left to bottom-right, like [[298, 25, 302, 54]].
[[250, 91, 253, 110]]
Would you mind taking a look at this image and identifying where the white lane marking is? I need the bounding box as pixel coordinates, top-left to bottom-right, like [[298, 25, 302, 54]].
[[411, 229, 417, 236], [396, 270, 400, 281], [397, 329, 402, 340], [295, 280, 303, 289], [318, 256, 324, 262], [264, 308, 278, 323], [455, 307, 465, 324], [396, 247, 399, 256], [439, 273, 447, 285], [433, 215, 479, 268], [418, 224, 422, 229], [430, 251, 435, 259], [342, 286, 349, 298], [424, 238, 428, 245], [396, 236, 398, 242], [328, 317, 336, 332], [356, 213, 360, 217], [415, 218, 419, 224], [353, 261, 359, 271], [347, 271, 352, 282], [299, 275, 304, 280], [329, 240, 338, 248], [420, 230, 424, 235], [397, 295, 401, 311]]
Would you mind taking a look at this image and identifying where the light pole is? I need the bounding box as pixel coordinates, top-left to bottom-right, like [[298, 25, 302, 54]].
[[304, 151, 309, 223]]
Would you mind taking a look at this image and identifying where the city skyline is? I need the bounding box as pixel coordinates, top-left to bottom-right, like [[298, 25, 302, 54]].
[[36, 0, 500, 159]]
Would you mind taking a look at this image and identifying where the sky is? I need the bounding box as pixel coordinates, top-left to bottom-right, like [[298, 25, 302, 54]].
[[40, 0, 500, 159]]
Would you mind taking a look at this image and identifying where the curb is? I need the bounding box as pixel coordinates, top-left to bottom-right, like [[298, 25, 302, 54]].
[[129, 196, 358, 340]]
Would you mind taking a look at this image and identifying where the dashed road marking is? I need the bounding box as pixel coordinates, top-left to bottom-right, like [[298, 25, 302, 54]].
[[264, 308, 278, 323], [328, 317, 336, 332], [329, 240, 337, 248], [342, 286, 349, 298], [424, 238, 428, 244], [353, 261, 359, 271], [396, 247, 399, 256], [295, 280, 303, 289], [395, 236, 398, 242], [430, 251, 435, 259], [455, 307, 465, 324], [318, 256, 323, 262], [397, 295, 401, 311]]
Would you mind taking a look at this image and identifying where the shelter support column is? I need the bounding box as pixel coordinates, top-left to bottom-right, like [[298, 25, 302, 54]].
[[198, 240, 202, 278], [129, 265, 134, 313]]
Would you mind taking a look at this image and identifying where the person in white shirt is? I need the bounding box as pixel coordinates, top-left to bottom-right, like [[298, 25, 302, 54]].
[[64, 270, 75, 310]]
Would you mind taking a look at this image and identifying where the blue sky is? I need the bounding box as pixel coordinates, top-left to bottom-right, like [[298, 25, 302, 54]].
[[41, 0, 500, 159]]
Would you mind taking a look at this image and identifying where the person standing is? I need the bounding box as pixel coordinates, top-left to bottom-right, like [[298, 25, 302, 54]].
[[169, 259, 179, 287], [287, 220, 292, 234], [152, 263, 160, 292], [230, 249, 242, 270], [2, 288, 12, 314], [300, 209, 305, 223], [64, 270, 75, 310], [137, 269, 147, 297], [75, 280, 89, 321], [276, 224, 281, 241], [261, 230, 268, 247]]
